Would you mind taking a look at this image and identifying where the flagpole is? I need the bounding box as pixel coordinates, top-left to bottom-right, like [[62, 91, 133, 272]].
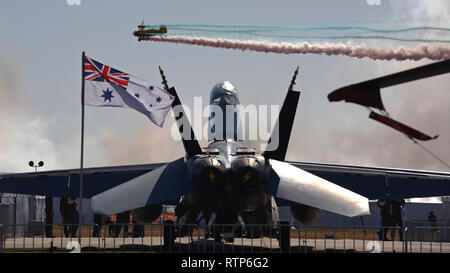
[[79, 51, 85, 243]]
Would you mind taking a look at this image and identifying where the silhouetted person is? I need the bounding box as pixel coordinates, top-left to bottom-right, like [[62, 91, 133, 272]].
[[93, 214, 103, 237], [428, 211, 438, 237], [132, 218, 144, 238], [68, 198, 79, 237], [60, 197, 70, 237], [115, 211, 131, 238], [390, 199, 405, 241], [61, 197, 78, 237], [428, 211, 437, 227], [428, 211, 438, 241], [377, 199, 393, 241], [103, 215, 115, 237], [45, 196, 54, 237]]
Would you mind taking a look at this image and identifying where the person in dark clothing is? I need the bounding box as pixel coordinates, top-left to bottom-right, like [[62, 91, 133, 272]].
[[102, 215, 115, 237], [93, 214, 103, 237], [428, 211, 437, 231], [428, 211, 438, 239], [68, 198, 79, 237], [45, 196, 54, 237], [60, 197, 70, 237], [428, 211, 437, 227], [61, 197, 78, 237], [377, 199, 393, 241], [115, 211, 131, 238], [132, 218, 144, 238], [390, 199, 405, 241]]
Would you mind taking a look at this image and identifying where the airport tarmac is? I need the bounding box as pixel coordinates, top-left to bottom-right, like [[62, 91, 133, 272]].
[[2, 237, 449, 253]]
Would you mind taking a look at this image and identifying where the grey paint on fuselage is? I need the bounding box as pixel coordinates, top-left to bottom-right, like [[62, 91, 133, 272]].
[[179, 83, 271, 224], [207, 140, 242, 168]]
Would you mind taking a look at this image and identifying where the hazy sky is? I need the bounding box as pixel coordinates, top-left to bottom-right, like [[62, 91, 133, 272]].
[[0, 0, 449, 173]]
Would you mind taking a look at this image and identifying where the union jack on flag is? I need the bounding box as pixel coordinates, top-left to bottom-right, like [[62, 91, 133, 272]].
[[83, 54, 174, 127], [84, 56, 129, 88]]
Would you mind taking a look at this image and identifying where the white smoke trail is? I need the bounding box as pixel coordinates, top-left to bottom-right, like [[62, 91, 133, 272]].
[[144, 36, 450, 61]]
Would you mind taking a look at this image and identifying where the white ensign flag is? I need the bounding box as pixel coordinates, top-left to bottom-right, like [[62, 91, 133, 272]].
[[83, 55, 174, 127]]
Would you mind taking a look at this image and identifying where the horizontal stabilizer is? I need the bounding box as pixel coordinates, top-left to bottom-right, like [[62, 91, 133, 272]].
[[266, 160, 370, 217], [91, 158, 190, 215], [369, 111, 438, 141], [328, 59, 450, 110]]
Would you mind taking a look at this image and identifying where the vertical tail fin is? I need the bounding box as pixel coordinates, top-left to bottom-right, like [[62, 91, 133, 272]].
[[159, 66, 202, 157], [263, 67, 301, 161]]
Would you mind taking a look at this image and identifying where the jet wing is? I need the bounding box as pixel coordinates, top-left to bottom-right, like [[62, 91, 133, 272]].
[[288, 161, 450, 200], [2, 160, 448, 204], [0, 163, 164, 199], [267, 159, 370, 217], [91, 158, 191, 215]]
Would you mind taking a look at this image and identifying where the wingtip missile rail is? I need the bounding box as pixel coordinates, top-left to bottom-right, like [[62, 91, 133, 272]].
[[288, 66, 300, 92], [158, 65, 170, 91]]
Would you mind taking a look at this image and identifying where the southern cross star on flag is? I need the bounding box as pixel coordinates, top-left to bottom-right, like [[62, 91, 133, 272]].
[[83, 55, 175, 127]]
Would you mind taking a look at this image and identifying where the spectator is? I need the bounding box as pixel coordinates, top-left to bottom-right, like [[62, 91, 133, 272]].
[[60, 197, 70, 237], [115, 211, 131, 238], [390, 199, 405, 241], [428, 211, 437, 227], [93, 214, 103, 237], [45, 196, 54, 237], [428, 211, 438, 241], [60, 197, 78, 237], [67, 198, 79, 237], [102, 215, 115, 237], [377, 199, 393, 241], [132, 218, 144, 238]]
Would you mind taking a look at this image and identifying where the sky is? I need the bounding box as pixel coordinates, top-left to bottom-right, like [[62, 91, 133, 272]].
[[0, 0, 449, 173]]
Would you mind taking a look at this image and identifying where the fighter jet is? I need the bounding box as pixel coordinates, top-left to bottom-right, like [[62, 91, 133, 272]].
[[133, 21, 167, 41], [1, 62, 450, 250]]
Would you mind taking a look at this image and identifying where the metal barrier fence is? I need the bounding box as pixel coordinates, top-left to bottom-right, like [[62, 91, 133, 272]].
[[0, 223, 449, 253]]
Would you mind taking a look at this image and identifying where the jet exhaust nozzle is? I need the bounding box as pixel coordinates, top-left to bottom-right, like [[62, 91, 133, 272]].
[[132, 204, 163, 224], [231, 157, 265, 188], [191, 157, 226, 191], [291, 204, 321, 226]]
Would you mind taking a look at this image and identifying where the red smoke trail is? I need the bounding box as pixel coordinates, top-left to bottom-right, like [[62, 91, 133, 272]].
[[143, 36, 450, 61]]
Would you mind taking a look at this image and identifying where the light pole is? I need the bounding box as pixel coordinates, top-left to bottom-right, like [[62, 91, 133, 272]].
[[28, 161, 44, 172], [28, 161, 45, 225]]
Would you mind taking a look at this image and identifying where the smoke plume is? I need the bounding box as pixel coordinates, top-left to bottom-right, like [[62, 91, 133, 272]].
[[96, 121, 183, 166], [144, 36, 450, 61]]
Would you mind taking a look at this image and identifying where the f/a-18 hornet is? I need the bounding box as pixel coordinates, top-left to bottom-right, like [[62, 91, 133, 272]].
[[1, 61, 449, 250], [90, 66, 370, 248]]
